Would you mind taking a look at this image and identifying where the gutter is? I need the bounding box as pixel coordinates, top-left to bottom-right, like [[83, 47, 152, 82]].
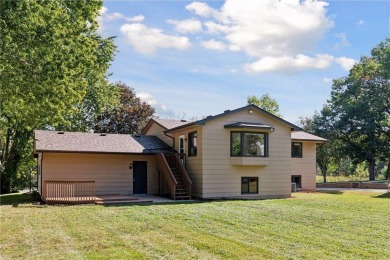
[[164, 132, 176, 149]]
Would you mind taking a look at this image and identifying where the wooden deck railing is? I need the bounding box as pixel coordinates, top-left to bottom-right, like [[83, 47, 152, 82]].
[[164, 153, 192, 199], [44, 180, 96, 204], [156, 153, 177, 199]]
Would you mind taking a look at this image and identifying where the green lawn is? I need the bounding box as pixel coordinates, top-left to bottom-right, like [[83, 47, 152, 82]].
[[1, 191, 389, 259]]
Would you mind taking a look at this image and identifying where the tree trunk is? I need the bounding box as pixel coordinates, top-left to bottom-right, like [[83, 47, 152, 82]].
[[320, 166, 327, 183], [368, 159, 376, 181]]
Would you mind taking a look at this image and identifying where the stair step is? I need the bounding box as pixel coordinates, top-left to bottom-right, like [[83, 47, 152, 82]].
[[95, 199, 153, 205], [95, 196, 138, 202], [175, 196, 190, 200]]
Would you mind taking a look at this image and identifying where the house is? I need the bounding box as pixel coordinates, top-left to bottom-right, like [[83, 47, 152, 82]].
[[34, 104, 326, 203]]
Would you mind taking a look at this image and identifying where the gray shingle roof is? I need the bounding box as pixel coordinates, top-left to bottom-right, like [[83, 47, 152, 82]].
[[153, 118, 191, 129], [34, 130, 174, 154], [291, 131, 327, 142]]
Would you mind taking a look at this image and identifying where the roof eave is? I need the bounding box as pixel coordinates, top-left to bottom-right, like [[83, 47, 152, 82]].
[[291, 138, 328, 143], [164, 122, 197, 133], [34, 149, 160, 155]]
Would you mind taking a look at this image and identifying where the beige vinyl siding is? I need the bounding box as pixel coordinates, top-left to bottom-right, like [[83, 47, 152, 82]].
[[291, 142, 317, 191], [144, 123, 173, 147], [41, 152, 158, 198], [201, 110, 292, 199], [169, 126, 203, 198]]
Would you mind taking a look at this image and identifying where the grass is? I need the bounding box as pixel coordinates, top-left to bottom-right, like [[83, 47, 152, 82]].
[[1, 191, 389, 259]]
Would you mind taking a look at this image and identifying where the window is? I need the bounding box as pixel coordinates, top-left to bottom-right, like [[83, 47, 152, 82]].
[[291, 175, 302, 188], [231, 132, 267, 157], [291, 142, 302, 158], [188, 131, 197, 156], [241, 177, 258, 194], [179, 135, 185, 154]]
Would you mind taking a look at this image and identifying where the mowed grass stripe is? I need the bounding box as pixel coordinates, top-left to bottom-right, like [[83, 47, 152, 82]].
[[0, 191, 389, 259]]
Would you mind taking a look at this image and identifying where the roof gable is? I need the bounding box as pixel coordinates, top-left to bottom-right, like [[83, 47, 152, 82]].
[[141, 118, 191, 134], [166, 104, 302, 132]]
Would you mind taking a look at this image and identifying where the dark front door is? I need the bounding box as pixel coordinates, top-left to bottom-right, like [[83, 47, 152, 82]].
[[133, 161, 147, 194]]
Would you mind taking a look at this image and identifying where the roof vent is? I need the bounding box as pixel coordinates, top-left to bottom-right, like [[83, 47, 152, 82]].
[[181, 119, 187, 122], [100, 133, 107, 136], [224, 109, 230, 113], [57, 131, 64, 134]]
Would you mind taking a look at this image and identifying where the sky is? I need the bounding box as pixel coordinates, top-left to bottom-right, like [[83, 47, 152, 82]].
[[97, 0, 389, 124]]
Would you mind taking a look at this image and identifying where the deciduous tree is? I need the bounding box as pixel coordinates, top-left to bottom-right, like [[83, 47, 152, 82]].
[[0, 0, 116, 193], [94, 82, 155, 135], [247, 93, 282, 117], [325, 38, 390, 180]]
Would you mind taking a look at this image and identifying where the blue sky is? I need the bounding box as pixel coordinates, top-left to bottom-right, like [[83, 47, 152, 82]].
[[98, 0, 389, 123]]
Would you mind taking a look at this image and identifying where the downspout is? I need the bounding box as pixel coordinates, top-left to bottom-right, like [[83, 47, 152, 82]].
[[40, 153, 43, 197], [164, 132, 176, 150]]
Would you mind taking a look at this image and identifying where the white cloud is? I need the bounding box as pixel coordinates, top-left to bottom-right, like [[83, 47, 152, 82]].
[[185, 0, 356, 73], [323, 77, 332, 83], [334, 33, 350, 49], [99, 6, 108, 15], [334, 57, 356, 71], [137, 92, 173, 116], [127, 15, 145, 23], [96, 6, 108, 32], [357, 19, 365, 26], [106, 12, 144, 22], [137, 92, 158, 106], [228, 44, 241, 51], [97, 6, 145, 32], [167, 18, 202, 33], [120, 23, 191, 54], [204, 21, 231, 34], [186, 2, 214, 17], [218, 0, 334, 58], [246, 54, 333, 73], [201, 39, 226, 51], [245, 54, 355, 73]]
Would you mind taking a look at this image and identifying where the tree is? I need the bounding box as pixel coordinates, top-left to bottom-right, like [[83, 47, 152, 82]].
[[325, 38, 390, 180], [0, 0, 116, 193], [94, 82, 155, 135], [247, 93, 282, 117], [298, 108, 336, 183]]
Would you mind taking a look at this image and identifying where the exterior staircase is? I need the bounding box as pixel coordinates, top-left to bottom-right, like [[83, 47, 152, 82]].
[[170, 167, 191, 200], [156, 153, 192, 200]]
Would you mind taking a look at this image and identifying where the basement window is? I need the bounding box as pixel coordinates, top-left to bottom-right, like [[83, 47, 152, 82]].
[[241, 177, 258, 194], [291, 175, 302, 189]]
